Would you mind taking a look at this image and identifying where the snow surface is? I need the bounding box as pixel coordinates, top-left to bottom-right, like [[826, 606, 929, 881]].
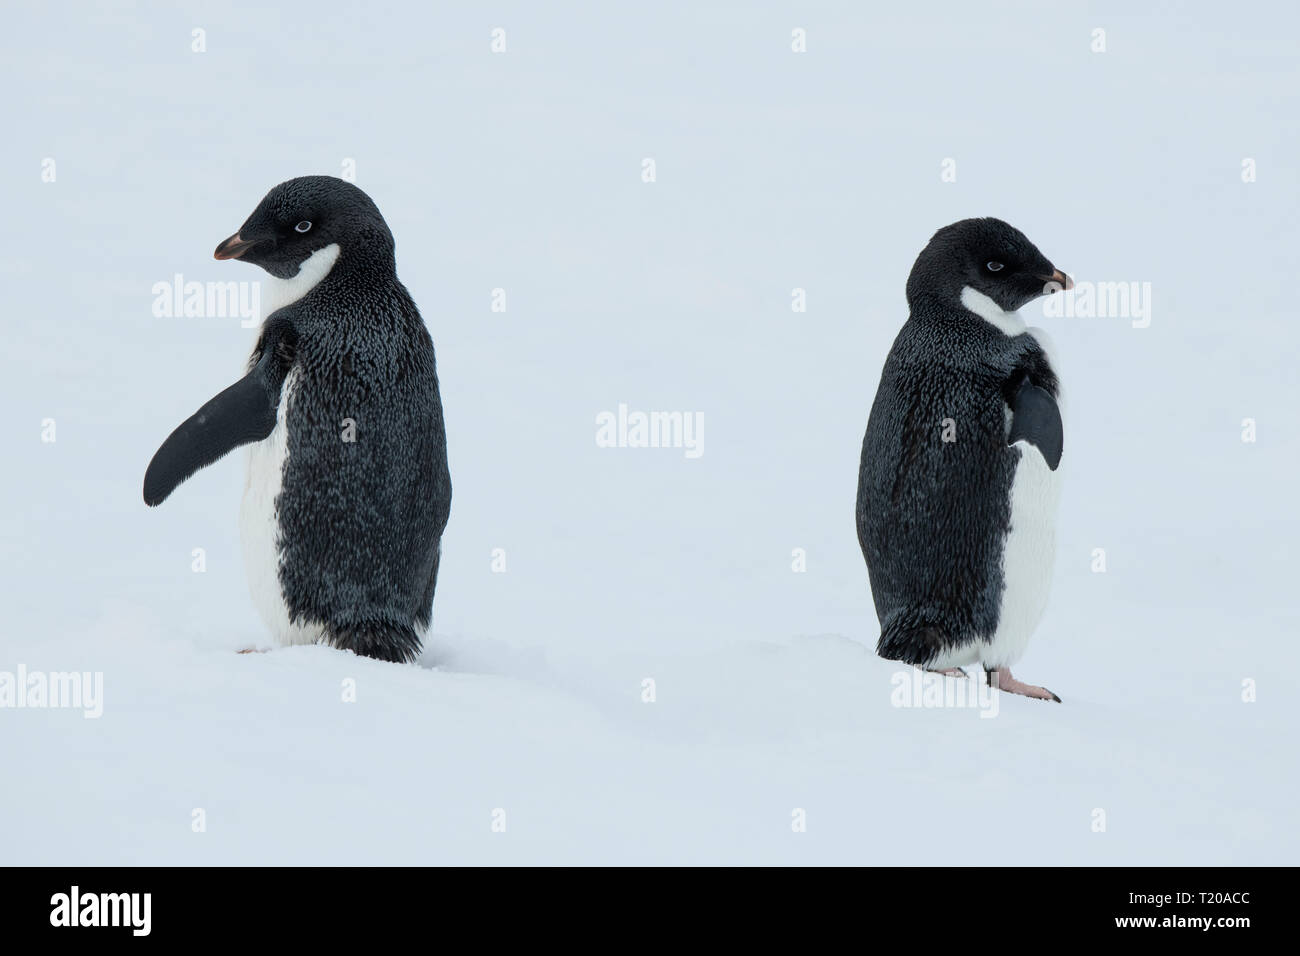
[[2, 2, 1297, 864]]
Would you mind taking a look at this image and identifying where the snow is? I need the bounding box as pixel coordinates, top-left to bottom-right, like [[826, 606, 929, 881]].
[[2, 2, 1297, 864]]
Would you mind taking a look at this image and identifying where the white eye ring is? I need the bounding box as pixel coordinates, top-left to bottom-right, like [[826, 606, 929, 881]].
[[986, 261, 1004, 272], [295, 221, 312, 233]]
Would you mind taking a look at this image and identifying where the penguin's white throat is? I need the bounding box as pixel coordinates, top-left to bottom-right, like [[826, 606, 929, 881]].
[[960, 286, 1027, 337], [261, 243, 341, 317]]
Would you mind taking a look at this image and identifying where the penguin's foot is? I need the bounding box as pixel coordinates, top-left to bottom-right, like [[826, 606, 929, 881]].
[[925, 667, 969, 678], [986, 667, 1060, 702], [237, 646, 270, 655]]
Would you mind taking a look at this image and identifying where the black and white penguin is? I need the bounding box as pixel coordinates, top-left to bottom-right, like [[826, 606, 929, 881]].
[[856, 218, 1070, 700], [144, 176, 452, 663]]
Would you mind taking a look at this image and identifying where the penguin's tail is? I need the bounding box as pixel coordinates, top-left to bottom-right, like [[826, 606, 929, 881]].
[[876, 613, 950, 667], [325, 618, 422, 664]]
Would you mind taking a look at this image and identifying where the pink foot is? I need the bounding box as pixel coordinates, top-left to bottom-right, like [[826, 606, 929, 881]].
[[237, 647, 269, 655], [986, 667, 1060, 702], [925, 667, 969, 678]]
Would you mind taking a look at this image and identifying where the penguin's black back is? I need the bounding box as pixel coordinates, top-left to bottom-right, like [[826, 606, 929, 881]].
[[855, 308, 1057, 665], [273, 271, 451, 660]]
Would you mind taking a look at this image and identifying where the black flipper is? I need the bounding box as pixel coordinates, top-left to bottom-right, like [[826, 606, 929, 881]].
[[143, 319, 298, 506], [1007, 375, 1063, 470]]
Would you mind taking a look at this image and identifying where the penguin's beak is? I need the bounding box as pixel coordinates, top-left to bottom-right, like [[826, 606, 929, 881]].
[[1038, 268, 1074, 291], [214, 233, 260, 260]]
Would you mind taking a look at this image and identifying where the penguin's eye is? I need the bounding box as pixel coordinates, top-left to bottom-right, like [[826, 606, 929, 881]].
[[294, 221, 312, 233], [986, 261, 1005, 273]]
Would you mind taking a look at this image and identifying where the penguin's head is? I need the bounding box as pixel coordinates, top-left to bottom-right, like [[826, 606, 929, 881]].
[[906, 217, 1072, 314], [213, 176, 395, 279]]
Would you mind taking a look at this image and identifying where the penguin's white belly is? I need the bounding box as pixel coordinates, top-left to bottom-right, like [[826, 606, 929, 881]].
[[238, 368, 324, 647], [982, 442, 1061, 668]]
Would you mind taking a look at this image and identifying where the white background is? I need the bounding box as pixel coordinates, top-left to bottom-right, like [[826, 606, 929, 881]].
[[2, 1, 1296, 863]]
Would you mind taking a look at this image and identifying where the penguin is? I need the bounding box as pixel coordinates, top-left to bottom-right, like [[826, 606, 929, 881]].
[[856, 217, 1070, 700], [143, 176, 452, 663]]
